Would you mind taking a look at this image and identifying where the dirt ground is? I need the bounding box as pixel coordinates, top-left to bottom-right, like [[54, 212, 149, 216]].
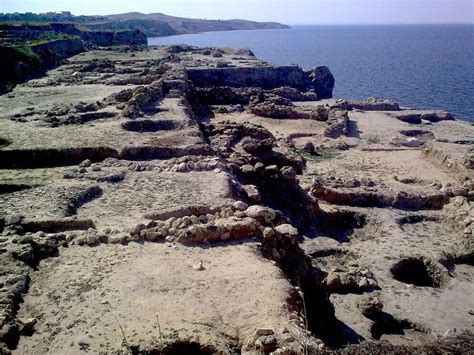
[[1, 45, 473, 354], [14, 242, 292, 354]]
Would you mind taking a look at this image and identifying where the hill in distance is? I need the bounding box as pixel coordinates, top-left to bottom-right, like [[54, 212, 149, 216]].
[[0, 11, 290, 37]]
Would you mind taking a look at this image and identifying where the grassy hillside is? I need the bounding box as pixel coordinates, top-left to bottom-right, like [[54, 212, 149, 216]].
[[0, 11, 290, 37]]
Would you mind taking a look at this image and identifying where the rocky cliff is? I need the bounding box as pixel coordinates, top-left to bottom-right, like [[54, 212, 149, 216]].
[[0, 24, 147, 93], [0, 38, 83, 93], [0, 23, 148, 47], [187, 65, 335, 99], [80, 29, 147, 46]]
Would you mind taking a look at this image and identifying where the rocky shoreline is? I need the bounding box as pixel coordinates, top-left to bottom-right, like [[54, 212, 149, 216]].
[[0, 44, 473, 354]]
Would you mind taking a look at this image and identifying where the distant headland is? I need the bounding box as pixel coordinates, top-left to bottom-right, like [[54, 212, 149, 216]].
[[0, 11, 290, 37]]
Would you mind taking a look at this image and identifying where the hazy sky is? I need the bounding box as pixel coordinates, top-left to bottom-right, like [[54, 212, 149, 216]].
[[1, 0, 473, 24]]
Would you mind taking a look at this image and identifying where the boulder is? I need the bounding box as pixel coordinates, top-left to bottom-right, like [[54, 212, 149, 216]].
[[232, 201, 248, 211], [324, 109, 349, 138], [357, 295, 383, 318], [391, 136, 423, 147], [307, 66, 335, 99], [18, 317, 37, 333], [245, 205, 276, 224], [332, 97, 400, 111], [241, 164, 254, 174], [303, 141, 316, 154], [242, 184, 261, 202], [280, 166, 297, 180], [274, 223, 298, 243], [325, 273, 342, 288]]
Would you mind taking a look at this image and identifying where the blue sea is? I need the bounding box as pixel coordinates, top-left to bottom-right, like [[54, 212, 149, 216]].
[[149, 25, 474, 121]]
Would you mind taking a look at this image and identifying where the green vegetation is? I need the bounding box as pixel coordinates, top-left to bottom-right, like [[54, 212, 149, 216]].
[[10, 45, 40, 62], [0, 12, 104, 24], [27, 33, 74, 46], [1, 32, 74, 47], [312, 147, 340, 162], [0, 11, 287, 38], [0, 167, 69, 185], [366, 135, 380, 144], [288, 146, 340, 163]]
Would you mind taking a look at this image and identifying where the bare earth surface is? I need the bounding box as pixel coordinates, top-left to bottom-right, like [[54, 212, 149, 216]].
[[0, 45, 473, 354], [15, 242, 291, 354]]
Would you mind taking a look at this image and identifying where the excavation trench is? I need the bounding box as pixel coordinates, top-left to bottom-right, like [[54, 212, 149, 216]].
[[440, 250, 474, 273], [390, 257, 445, 287], [316, 210, 367, 242], [313, 188, 448, 210], [454, 252, 474, 266], [130, 341, 218, 355], [0, 147, 119, 169], [278, 243, 361, 348], [119, 144, 213, 161], [0, 144, 213, 169], [0, 183, 35, 194], [21, 219, 95, 233], [397, 215, 439, 226], [199, 122, 362, 346], [121, 119, 183, 132], [369, 312, 414, 340]]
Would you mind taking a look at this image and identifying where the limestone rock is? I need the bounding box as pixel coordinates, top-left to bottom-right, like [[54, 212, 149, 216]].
[[5, 213, 21, 226], [325, 273, 342, 288], [242, 184, 261, 202], [255, 335, 278, 353], [232, 201, 248, 211], [245, 205, 276, 224], [280, 166, 296, 180], [332, 97, 400, 111], [357, 295, 384, 318], [391, 136, 423, 147], [307, 66, 335, 99], [303, 141, 316, 154], [241, 164, 254, 174], [324, 109, 349, 138], [274, 224, 298, 243], [18, 317, 37, 333]]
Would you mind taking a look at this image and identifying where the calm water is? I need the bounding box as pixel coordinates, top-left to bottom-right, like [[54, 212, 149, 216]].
[[149, 25, 474, 121]]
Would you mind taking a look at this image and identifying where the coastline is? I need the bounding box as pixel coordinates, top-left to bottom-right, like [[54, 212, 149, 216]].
[[148, 24, 474, 121]]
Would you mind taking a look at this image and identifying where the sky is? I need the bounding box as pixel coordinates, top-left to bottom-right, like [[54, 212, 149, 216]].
[[1, 0, 473, 25]]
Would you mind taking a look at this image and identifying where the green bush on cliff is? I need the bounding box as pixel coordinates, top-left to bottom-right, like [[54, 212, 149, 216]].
[[27, 33, 74, 46], [11, 45, 41, 63], [0, 45, 42, 85]]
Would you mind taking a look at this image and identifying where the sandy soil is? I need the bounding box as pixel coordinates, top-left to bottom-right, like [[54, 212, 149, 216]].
[[76, 170, 235, 230], [15, 242, 292, 354]]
